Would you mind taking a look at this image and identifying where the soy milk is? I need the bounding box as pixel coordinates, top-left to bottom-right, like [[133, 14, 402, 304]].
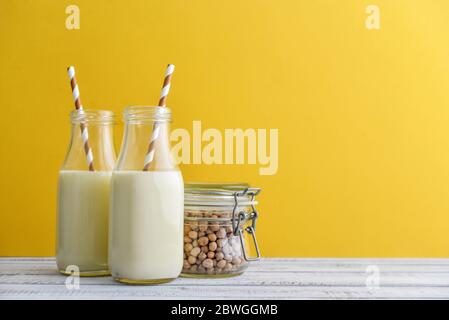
[[57, 170, 111, 274], [109, 170, 184, 283]]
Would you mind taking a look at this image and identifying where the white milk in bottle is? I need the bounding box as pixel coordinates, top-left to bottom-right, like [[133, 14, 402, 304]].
[[110, 171, 183, 281], [57, 171, 111, 272], [109, 106, 184, 284], [56, 110, 116, 276]]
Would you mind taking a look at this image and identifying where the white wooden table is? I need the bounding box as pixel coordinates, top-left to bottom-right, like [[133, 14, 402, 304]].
[[1, 258, 449, 299]]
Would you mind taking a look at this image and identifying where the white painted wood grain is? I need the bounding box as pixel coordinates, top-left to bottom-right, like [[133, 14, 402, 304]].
[[1, 258, 449, 299], [2, 284, 449, 300]]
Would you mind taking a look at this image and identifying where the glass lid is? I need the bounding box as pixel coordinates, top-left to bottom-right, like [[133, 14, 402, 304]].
[[185, 182, 249, 191], [184, 182, 260, 207]]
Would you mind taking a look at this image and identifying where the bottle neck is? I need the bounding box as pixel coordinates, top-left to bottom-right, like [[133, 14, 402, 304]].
[[62, 110, 116, 171], [116, 120, 175, 171]]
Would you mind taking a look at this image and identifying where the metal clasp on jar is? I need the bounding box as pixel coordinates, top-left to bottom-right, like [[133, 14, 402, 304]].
[[232, 188, 261, 262]]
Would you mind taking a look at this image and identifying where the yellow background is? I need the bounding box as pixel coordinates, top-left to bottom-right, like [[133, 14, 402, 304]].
[[1, 1, 449, 257]]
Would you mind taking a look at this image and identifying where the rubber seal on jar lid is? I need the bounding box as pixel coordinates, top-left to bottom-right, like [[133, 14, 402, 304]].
[[184, 182, 260, 207], [185, 182, 250, 191]]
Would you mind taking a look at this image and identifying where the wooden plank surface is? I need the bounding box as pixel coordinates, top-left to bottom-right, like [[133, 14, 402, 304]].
[[1, 258, 449, 299]]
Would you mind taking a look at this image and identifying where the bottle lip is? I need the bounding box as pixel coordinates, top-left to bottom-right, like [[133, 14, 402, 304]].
[[70, 109, 115, 124], [123, 106, 172, 122]]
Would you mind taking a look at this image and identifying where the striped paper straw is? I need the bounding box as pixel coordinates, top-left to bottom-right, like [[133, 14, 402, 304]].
[[143, 64, 175, 171], [67, 66, 95, 171]]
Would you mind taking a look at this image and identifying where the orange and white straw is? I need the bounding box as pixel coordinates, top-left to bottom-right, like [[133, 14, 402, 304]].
[[67, 66, 94, 171], [143, 64, 175, 171]]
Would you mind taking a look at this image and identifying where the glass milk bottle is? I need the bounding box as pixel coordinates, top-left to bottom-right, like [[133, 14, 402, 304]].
[[110, 106, 184, 284], [57, 110, 116, 276]]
